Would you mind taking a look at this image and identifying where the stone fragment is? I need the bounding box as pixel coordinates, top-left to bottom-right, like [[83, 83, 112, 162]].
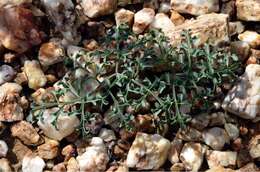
[[236, 163, 259, 172], [67, 157, 79, 172], [190, 113, 209, 130], [222, 64, 260, 121], [248, 134, 260, 159], [236, 0, 260, 21], [159, 2, 171, 13], [170, 163, 185, 172], [98, 128, 116, 142], [61, 144, 75, 161], [170, 10, 185, 26], [0, 65, 16, 85], [0, 0, 32, 7], [37, 108, 80, 141], [53, 163, 66, 172], [24, 60, 47, 90], [221, 0, 235, 18], [206, 150, 237, 168], [167, 13, 229, 47], [237, 149, 251, 168], [150, 13, 174, 33], [143, 0, 159, 10], [176, 127, 202, 141], [0, 158, 12, 172], [0, 5, 43, 53], [14, 72, 28, 86], [230, 41, 250, 61], [76, 137, 109, 172], [168, 138, 183, 164], [37, 138, 59, 159], [208, 112, 226, 126], [247, 49, 260, 65], [0, 83, 23, 122], [12, 139, 32, 161], [114, 164, 128, 172], [180, 142, 207, 172], [80, 0, 117, 18], [41, 0, 80, 45], [11, 121, 40, 145], [38, 40, 65, 66], [22, 153, 46, 172], [229, 22, 245, 36], [0, 140, 8, 158], [202, 127, 230, 150], [224, 123, 239, 140], [238, 31, 260, 48], [126, 132, 170, 170], [133, 8, 155, 34], [171, 0, 219, 16], [115, 8, 134, 27]]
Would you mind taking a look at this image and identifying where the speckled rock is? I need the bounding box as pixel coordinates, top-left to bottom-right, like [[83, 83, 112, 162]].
[[190, 113, 209, 130], [37, 138, 59, 159], [24, 60, 47, 90], [38, 40, 65, 66], [41, 0, 80, 45], [170, 163, 185, 172], [37, 108, 80, 141], [167, 13, 229, 47], [0, 0, 32, 7], [115, 8, 134, 27], [170, 10, 185, 26], [67, 157, 79, 172], [126, 132, 170, 170], [206, 150, 237, 168], [248, 134, 260, 159], [221, 0, 235, 18], [12, 139, 32, 161], [0, 5, 43, 53], [0, 83, 24, 122], [236, 163, 259, 172], [247, 49, 260, 65], [76, 137, 109, 172], [150, 13, 174, 33], [52, 163, 66, 172], [22, 153, 46, 172], [171, 0, 219, 16], [133, 8, 155, 34], [180, 142, 207, 172], [0, 140, 8, 158], [230, 41, 250, 61], [238, 31, 260, 48], [80, 0, 117, 18], [236, 0, 260, 21], [0, 65, 16, 85], [176, 127, 202, 141], [159, 2, 171, 13], [222, 64, 260, 121], [224, 123, 239, 140], [168, 138, 183, 164], [11, 121, 40, 145], [229, 22, 245, 36], [98, 128, 116, 142], [202, 127, 230, 150]]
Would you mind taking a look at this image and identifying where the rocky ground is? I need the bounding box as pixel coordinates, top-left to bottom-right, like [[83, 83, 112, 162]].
[[0, 0, 260, 172]]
